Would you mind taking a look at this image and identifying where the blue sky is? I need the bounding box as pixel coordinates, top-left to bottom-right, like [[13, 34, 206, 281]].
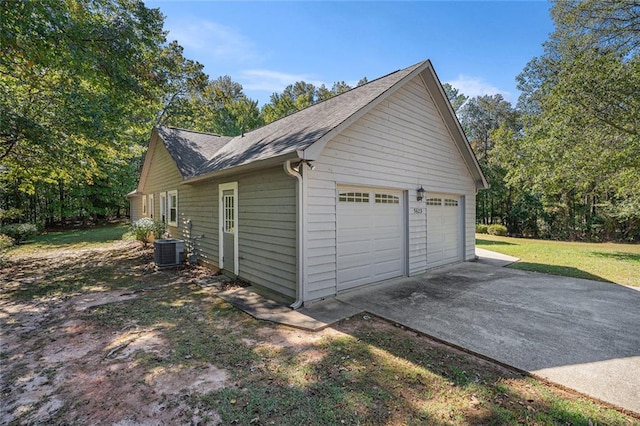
[[149, 1, 555, 107]]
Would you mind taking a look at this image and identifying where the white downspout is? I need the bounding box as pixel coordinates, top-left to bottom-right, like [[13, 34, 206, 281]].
[[284, 159, 304, 309]]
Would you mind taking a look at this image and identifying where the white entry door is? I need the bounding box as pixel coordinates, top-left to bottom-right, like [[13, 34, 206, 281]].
[[337, 187, 405, 291], [426, 193, 463, 268], [219, 182, 238, 276]]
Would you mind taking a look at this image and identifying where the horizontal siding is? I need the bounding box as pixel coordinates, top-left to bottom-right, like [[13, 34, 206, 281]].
[[138, 141, 297, 298], [238, 167, 297, 299], [129, 196, 143, 223], [305, 76, 476, 301], [176, 181, 219, 266]]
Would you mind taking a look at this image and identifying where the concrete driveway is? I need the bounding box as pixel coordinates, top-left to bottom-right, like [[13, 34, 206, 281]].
[[334, 261, 640, 414]]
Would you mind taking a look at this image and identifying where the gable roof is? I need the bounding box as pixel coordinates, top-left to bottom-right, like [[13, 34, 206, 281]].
[[191, 61, 425, 178], [156, 126, 233, 178], [146, 60, 487, 189]]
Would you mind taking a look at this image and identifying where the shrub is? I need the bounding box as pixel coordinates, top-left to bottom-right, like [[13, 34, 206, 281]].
[[0, 208, 24, 224], [0, 234, 13, 265], [132, 218, 166, 246], [152, 220, 167, 239], [0, 233, 14, 251], [488, 224, 508, 236], [132, 218, 155, 246], [476, 224, 489, 234], [0, 223, 38, 244]]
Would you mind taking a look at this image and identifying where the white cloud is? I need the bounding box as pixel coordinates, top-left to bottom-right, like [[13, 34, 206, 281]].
[[445, 75, 514, 103], [239, 69, 329, 94], [166, 19, 260, 64]]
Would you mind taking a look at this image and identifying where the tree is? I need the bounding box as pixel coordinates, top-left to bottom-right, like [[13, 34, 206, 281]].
[[154, 41, 209, 128], [514, 0, 640, 240], [1, 0, 166, 224], [193, 76, 262, 136], [442, 83, 468, 114], [457, 95, 521, 227], [261, 80, 356, 123]]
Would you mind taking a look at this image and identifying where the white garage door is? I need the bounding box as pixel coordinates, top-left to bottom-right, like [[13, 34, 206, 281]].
[[337, 187, 404, 291], [427, 194, 463, 268]]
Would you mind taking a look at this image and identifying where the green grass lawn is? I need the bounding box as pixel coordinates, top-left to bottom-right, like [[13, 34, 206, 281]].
[[476, 234, 640, 287], [7, 223, 132, 255]]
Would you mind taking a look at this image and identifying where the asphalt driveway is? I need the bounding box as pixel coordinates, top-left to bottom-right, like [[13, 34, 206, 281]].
[[334, 261, 640, 414]]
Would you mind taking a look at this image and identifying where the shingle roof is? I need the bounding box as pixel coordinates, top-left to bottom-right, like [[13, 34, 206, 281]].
[[152, 60, 486, 189], [187, 60, 426, 177], [155, 126, 233, 178]]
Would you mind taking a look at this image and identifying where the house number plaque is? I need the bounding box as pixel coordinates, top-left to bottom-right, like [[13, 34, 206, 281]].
[[413, 208, 424, 214]]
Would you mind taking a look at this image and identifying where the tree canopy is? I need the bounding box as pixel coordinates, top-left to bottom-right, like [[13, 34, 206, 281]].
[[510, 0, 640, 240]]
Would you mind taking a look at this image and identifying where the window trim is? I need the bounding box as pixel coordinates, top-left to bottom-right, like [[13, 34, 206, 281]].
[[159, 192, 167, 223], [142, 194, 147, 216], [148, 194, 154, 219], [167, 190, 178, 227]]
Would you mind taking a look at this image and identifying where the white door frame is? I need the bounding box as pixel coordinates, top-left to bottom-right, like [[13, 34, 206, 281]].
[[218, 182, 239, 275]]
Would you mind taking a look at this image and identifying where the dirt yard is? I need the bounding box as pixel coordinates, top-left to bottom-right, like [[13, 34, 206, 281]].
[[1, 237, 637, 425]]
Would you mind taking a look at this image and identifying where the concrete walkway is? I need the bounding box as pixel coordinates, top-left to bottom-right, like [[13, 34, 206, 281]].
[[216, 252, 640, 415]]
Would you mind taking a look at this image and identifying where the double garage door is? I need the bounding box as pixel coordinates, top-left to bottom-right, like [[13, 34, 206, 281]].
[[336, 186, 463, 291], [337, 187, 404, 291]]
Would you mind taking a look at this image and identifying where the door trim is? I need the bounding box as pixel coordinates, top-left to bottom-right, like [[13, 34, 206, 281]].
[[219, 182, 239, 275]]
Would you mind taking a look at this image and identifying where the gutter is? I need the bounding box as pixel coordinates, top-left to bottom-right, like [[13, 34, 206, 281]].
[[284, 159, 304, 309]]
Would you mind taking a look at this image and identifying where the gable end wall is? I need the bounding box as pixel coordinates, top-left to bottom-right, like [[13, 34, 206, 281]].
[[305, 76, 476, 301]]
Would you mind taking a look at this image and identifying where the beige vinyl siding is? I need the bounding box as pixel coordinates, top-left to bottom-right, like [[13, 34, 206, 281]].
[[139, 136, 296, 295], [305, 75, 476, 300], [129, 195, 143, 223], [140, 137, 184, 236], [237, 167, 297, 299], [175, 180, 219, 267]]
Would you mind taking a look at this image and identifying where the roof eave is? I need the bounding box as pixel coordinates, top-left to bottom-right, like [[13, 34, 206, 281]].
[[300, 60, 431, 160], [419, 63, 489, 190], [182, 152, 300, 184]]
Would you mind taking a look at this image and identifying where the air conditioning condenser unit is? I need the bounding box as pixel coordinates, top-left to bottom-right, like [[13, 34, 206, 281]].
[[153, 238, 185, 268]]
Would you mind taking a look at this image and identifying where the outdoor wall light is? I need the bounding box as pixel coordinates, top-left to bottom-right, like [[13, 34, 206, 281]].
[[417, 186, 426, 201], [292, 160, 316, 173]]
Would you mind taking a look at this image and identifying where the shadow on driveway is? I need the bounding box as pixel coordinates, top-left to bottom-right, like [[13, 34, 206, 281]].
[[335, 262, 640, 414]]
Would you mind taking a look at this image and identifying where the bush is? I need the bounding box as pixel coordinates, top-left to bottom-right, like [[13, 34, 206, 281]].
[[476, 224, 489, 234], [0, 208, 24, 224], [0, 223, 39, 244], [132, 218, 166, 246], [152, 220, 167, 239], [488, 224, 508, 236], [0, 234, 14, 251]]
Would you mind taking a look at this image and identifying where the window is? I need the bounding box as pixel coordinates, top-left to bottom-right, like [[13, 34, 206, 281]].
[[223, 193, 235, 233], [445, 199, 458, 207], [168, 190, 178, 226], [159, 192, 167, 223], [339, 192, 369, 203], [148, 194, 154, 219], [142, 195, 147, 216], [426, 198, 442, 206], [375, 193, 399, 204]]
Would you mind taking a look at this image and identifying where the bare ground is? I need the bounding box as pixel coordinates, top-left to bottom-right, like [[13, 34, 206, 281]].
[[1, 240, 637, 425]]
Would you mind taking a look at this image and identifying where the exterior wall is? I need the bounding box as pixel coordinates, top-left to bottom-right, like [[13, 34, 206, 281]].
[[129, 195, 143, 223], [140, 139, 184, 236], [305, 76, 477, 301], [139, 140, 297, 298], [178, 166, 297, 298], [236, 167, 297, 299]]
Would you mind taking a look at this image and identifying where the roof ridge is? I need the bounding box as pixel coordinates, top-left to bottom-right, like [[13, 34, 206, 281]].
[[247, 60, 429, 133], [158, 125, 227, 138]]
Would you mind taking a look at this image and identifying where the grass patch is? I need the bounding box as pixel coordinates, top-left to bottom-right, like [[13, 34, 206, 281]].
[[8, 223, 132, 254], [477, 234, 640, 286]]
